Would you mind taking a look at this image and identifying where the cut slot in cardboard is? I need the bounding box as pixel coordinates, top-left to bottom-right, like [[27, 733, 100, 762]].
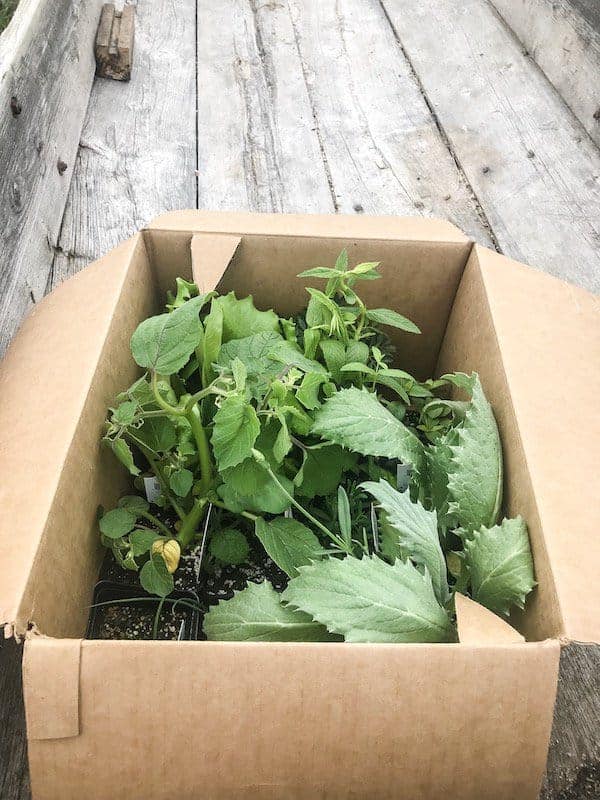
[[0, 210, 598, 800]]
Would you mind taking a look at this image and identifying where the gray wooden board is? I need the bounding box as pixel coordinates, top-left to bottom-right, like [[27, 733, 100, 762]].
[[49, 0, 197, 288], [381, 0, 600, 292], [1, 0, 600, 797], [0, 0, 105, 357], [490, 0, 600, 149]]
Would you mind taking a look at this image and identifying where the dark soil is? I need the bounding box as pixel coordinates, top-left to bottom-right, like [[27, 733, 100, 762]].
[[91, 598, 190, 641]]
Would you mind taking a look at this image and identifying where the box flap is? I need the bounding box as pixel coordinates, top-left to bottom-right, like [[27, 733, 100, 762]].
[[191, 232, 242, 291], [26, 639, 559, 800], [0, 236, 145, 637], [148, 209, 469, 243], [23, 639, 81, 740], [474, 246, 600, 643], [456, 593, 524, 644]]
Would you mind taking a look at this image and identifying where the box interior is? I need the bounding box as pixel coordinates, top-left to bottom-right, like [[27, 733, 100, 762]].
[[3, 226, 562, 643]]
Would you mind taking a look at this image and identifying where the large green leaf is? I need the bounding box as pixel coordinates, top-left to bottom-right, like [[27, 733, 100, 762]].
[[446, 376, 503, 533], [464, 516, 535, 616], [366, 308, 420, 334], [255, 517, 322, 577], [218, 332, 324, 384], [135, 417, 177, 454], [361, 480, 448, 603], [130, 294, 209, 375], [99, 508, 137, 539], [282, 556, 454, 643], [294, 444, 356, 499], [312, 388, 424, 479], [108, 438, 140, 476], [217, 468, 294, 515], [212, 292, 280, 342], [211, 395, 260, 471], [140, 552, 174, 597], [203, 581, 335, 641]]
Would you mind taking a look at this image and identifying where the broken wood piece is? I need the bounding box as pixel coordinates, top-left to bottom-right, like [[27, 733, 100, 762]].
[[95, 4, 135, 81]]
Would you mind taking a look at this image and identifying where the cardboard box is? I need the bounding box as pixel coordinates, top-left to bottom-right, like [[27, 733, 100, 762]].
[[0, 211, 598, 799]]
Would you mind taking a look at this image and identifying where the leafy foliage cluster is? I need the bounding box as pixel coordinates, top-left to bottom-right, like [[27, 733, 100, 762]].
[[100, 251, 535, 642]]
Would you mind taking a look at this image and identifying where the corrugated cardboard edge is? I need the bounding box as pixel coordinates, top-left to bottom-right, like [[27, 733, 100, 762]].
[[474, 246, 600, 644], [456, 593, 525, 644], [23, 638, 81, 740], [0, 234, 145, 638], [147, 209, 469, 243]]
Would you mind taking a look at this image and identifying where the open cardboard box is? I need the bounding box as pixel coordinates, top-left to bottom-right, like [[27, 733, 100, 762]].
[[0, 211, 598, 799]]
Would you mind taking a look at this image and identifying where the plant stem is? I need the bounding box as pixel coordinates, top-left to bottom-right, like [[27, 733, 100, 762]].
[[262, 463, 350, 552], [139, 511, 171, 538], [177, 496, 208, 548], [151, 372, 185, 416], [123, 432, 185, 520], [185, 404, 213, 492], [211, 498, 258, 522], [152, 597, 166, 639]]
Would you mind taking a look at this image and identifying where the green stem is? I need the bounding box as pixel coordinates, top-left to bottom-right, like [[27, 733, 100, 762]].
[[211, 498, 258, 522], [177, 496, 208, 548], [152, 597, 166, 639], [123, 432, 185, 520], [185, 404, 213, 492], [151, 372, 184, 416], [262, 463, 349, 552], [139, 511, 171, 538]]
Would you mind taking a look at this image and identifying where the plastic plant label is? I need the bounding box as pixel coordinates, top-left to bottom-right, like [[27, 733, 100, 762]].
[[143, 476, 161, 503]]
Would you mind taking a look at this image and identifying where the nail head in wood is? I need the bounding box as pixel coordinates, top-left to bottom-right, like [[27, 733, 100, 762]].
[[94, 3, 135, 82]]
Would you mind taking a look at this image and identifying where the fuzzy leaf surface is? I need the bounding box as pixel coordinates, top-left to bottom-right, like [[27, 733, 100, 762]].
[[212, 293, 280, 342], [211, 395, 260, 471], [312, 388, 424, 478], [361, 479, 448, 603], [282, 556, 454, 643], [255, 517, 322, 577], [203, 581, 334, 641], [464, 516, 535, 615]]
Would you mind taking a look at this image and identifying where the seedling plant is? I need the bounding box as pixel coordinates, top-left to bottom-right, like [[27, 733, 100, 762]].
[[99, 251, 535, 642]]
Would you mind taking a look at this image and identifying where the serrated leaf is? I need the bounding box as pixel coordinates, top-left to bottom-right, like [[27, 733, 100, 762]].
[[255, 517, 322, 577], [109, 438, 140, 476], [294, 444, 356, 499], [209, 528, 250, 565], [140, 553, 174, 597], [99, 508, 137, 539], [212, 292, 280, 342], [425, 427, 457, 530], [366, 308, 420, 334], [361, 479, 448, 603], [169, 468, 194, 497], [130, 529, 160, 556], [130, 294, 209, 375], [282, 556, 454, 643], [112, 401, 137, 426], [204, 581, 335, 641], [211, 395, 260, 471], [447, 376, 503, 532], [464, 516, 535, 616], [312, 388, 424, 479]]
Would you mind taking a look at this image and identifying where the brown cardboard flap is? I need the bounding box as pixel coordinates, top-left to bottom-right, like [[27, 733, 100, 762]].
[[24, 639, 81, 740], [474, 246, 600, 644], [456, 593, 524, 644], [149, 209, 469, 243], [26, 639, 560, 800], [190, 232, 242, 291], [0, 235, 150, 637]]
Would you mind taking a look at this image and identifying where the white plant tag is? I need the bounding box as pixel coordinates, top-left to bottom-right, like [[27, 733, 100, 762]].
[[143, 476, 161, 503]]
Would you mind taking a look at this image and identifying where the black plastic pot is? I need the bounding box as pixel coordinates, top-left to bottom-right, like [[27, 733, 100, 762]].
[[86, 580, 201, 640]]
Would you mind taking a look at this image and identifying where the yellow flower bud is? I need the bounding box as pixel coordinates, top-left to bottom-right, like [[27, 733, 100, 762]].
[[152, 538, 181, 574]]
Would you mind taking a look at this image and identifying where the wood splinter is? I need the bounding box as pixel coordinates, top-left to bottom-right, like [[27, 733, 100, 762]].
[[95, 4, 135, 81]]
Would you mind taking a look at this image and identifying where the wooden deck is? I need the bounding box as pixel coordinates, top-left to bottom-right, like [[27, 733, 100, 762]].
[[1, 1, 599, 798]]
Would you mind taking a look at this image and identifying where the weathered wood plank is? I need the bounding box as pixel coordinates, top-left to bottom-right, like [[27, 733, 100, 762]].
[[0, 0, 104, 357], [284, 0, 493, 243], [196, 0, 334, 212], [490, 0, 600, 149], [381, 0, 600, 292], [50, 0, 197, 287], [542, 644, 600, 800]]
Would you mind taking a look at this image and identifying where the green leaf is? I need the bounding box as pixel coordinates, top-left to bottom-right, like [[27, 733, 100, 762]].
[[361, 479, 449, 604], [312, 388, 425, 479], [319, 339, 346, 382], [212, 292, 280, 342], [135, 417, 178, 454], [221, 457, 266, 495], [447, 376, 503, 533], [209, 528, 250, 565], [340, 362, 374, 376], [351, 261, 380, 275], [204, 581, 335, 641], [218, 471, 294, 516], [166, 277, 199, 311], [130, 294, 209, 375], [169, 468, 194, 497], [297, 267, 342, 279], [211, 395, 260, 471], [202, 301, 223, 386], [337, 486, 351, 542], [464, 516, 535, 616], [296, 371, 329, 410], [218, 332, 283, 377], [118, 495, 149, 513], [273, 417, 292, 463], [335, 249, 349, 271], [112, 401, 137, 426], [255, 518, 322, 577], [140, 553, 174, 597], [130, 529, 161, 556], [99, 508, 137, 539], [344, 340, 369, 364], [282, 556, 454, 643], [267, 339, 326, 374], [366, 308, 420, 334], [294, 444, 356, 499], [109, 438, 140, 476]]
